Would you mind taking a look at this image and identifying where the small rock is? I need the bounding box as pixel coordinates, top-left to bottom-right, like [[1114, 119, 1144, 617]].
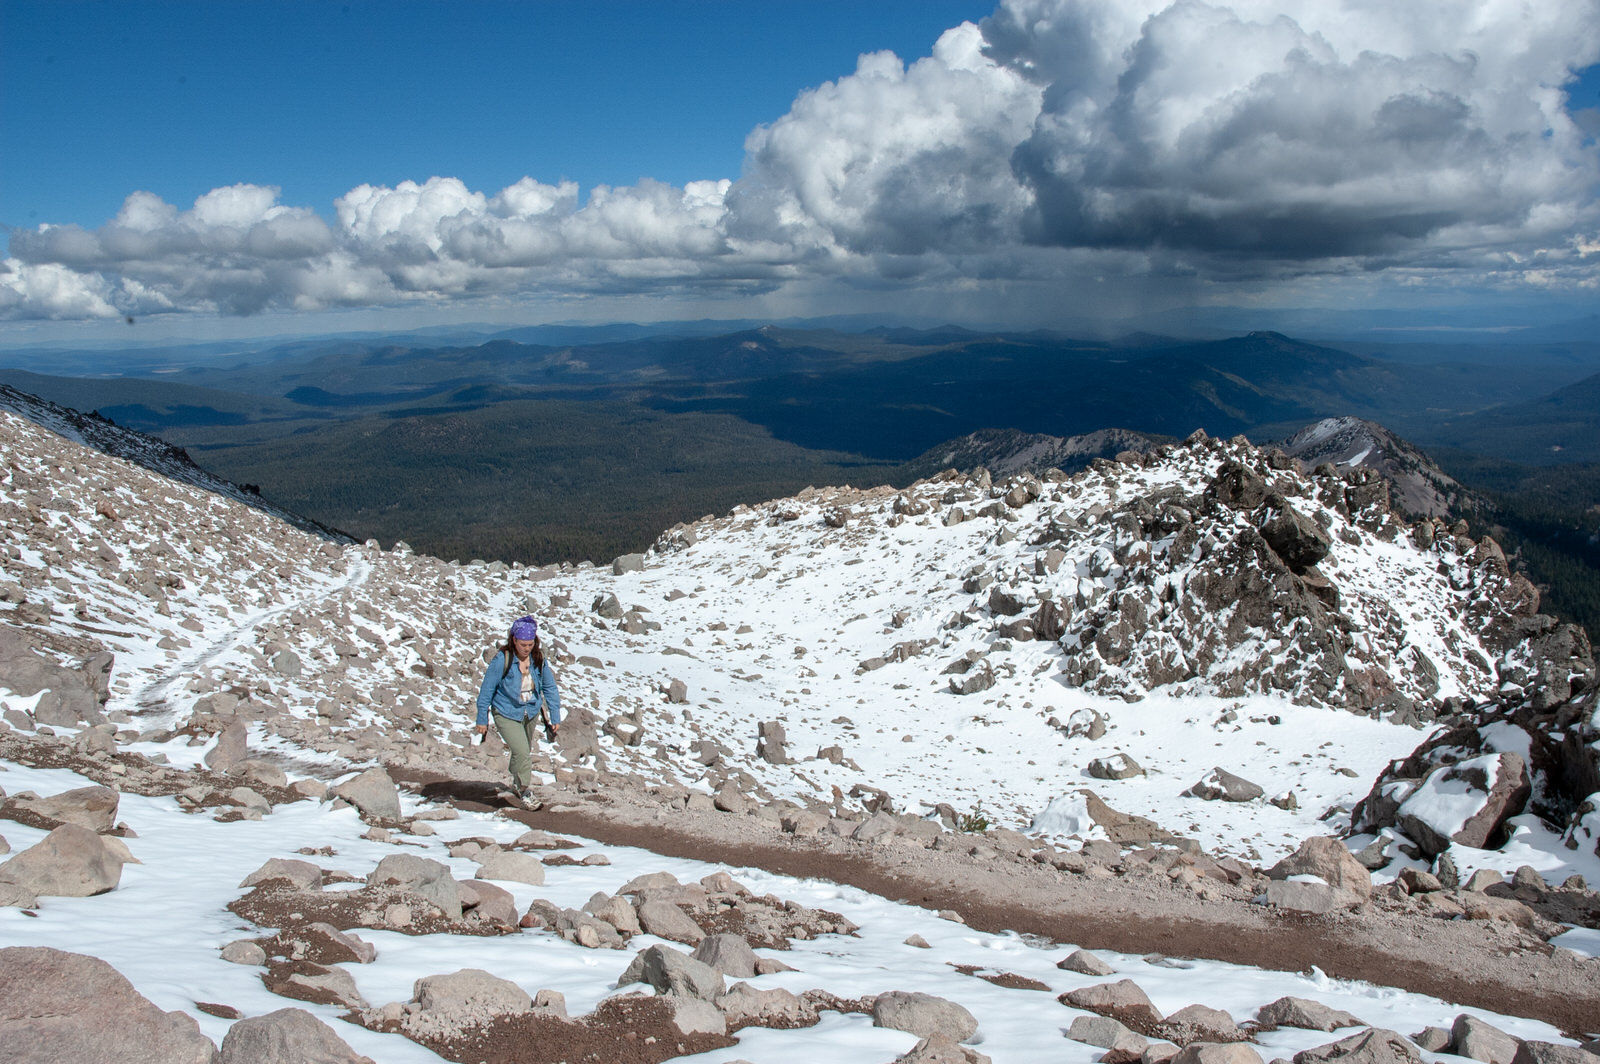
[[1058, 950, 1117, 976], [220, 940, 267, 966], [1185, 768, 1264, 803]]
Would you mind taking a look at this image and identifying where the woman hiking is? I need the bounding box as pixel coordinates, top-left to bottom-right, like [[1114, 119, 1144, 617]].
[[475, 615, 561, 804]]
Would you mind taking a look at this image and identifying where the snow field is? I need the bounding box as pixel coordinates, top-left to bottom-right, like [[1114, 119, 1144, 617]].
[[0, 757, 1580, 1064]]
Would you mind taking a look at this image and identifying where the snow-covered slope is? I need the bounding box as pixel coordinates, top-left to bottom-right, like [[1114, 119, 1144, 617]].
[[0, 382, 354, 540], [1, 404, 1592, 874]]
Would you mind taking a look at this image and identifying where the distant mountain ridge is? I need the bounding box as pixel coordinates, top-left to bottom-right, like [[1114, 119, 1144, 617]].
[[1276, 416, 1485, 520], [901, 427, 1173, 480]]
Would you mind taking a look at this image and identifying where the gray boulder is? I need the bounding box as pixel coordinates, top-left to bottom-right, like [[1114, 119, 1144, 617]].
[[1061, 979, 1164, 1028], [1164, 1004, 1243, 1043], [367, 854, 461, 919], [636, 899, 706, 945], [415, 968, 531, 1015], [613, 553, 646, 575], [1266, 880, 1364, 915], [205, 721, 249, 773], [895, 1033, 994, 1063], [1173, 1047, 1263, 1064], [1451, 1015, 1521, 1064], [0, 824, 124, 902], [1185, 768, 1264, 802], [1089, 753, 1145, 780], [872, 990, 979, 1043], [1260, 505, 1332, 572], [661, 994, 726, 1036], [1069, 1015, 1148, 1053], [1294, 1029, 1423, 1064], [474, 851, 546, 886], [11, 785, 120, 833], [713, 982, 817, 1028], [0, 947, 217, 1064], [219, 1007, 373, 1064], [618, 944, 725, 1000], [690, 933, 759, 978], [1058, 949, 1117, 976], [240, 858, 324, 891], [1268, 838, 1372, 899], [331, 767, 401, 821], [1512, 1044, 1600, 1064], [1257, 997, 1364, 1032]]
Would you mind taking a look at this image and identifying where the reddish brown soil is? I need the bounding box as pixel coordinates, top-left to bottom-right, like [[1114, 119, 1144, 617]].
[[951, 963, 1052, 991], [394, 767, 1600, 1038]]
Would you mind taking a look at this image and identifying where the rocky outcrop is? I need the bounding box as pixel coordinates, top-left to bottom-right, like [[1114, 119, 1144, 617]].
[[1352, 689, 1599, 864]]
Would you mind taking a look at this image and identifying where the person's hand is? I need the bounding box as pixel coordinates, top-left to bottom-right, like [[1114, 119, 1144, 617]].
[[475, 724, 488, 735]]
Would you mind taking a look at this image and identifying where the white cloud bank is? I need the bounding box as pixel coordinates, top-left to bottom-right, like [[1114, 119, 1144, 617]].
[[5, 0, 1599, 321]]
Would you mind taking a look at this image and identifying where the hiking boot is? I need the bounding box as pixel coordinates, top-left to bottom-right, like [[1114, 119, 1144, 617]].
[[518, 787, 542, 810]]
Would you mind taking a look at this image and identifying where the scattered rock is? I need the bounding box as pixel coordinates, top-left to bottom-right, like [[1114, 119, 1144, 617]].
[[220, 940, 268, 966], [238, 857, 323, 889], [7, 784, 119, 833], [415, 968, 531, 1016], [1070, 1014, 1149, 1053], [1172, 1045, 1263, 1064], [366, 854, 462, 920]]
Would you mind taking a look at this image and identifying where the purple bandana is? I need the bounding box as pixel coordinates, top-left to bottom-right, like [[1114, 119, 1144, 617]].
[[510, 616, 538, 641]]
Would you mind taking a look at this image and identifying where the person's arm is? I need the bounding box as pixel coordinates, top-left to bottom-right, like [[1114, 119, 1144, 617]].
[[540, 663, 561, 727], [474, 654, 502, 730]]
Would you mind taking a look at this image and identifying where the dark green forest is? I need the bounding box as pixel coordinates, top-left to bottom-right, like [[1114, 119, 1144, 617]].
[[191, 399, 901, 565]]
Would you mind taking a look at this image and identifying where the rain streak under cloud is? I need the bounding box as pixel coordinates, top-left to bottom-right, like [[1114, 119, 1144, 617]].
[[4, 0, 1598, 323]]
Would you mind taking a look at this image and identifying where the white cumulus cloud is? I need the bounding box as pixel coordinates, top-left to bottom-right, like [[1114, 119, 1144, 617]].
[[3, 0, 1597, 321]]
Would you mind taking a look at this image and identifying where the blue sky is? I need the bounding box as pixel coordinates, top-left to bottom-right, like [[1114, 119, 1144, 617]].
[[3, 0, 1598, 338], [2, 1, 989, 230]]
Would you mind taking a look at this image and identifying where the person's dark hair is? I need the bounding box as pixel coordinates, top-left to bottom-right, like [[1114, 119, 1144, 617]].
[[499, 630, 545, 671]]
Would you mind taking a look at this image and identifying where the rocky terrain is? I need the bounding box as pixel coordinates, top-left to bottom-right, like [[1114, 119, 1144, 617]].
[[1, 391, 1598, 1062]]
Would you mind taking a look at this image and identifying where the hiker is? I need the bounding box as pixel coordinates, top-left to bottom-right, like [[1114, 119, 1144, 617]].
[[475, 615, 561, 801]]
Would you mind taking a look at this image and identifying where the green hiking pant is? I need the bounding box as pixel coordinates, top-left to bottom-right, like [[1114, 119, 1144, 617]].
[[492, 712, 544, 789]]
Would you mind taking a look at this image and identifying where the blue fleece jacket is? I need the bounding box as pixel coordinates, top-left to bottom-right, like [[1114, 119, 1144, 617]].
[[475, 652, 561, 728]]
